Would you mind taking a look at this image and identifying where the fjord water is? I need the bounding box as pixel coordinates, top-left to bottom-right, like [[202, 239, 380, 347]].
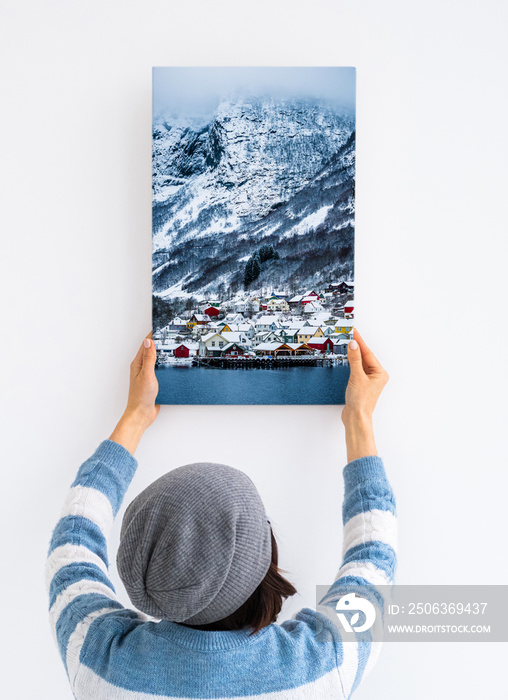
[[155, 364, 350, 405]]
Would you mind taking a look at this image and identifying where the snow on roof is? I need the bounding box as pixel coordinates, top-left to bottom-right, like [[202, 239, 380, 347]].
[[221, 342, 246, 352], [286, 342, 313, 350], [222, 332, 249, 343], [255, 342, 290, 351], [230, 323, 253, 331], [257, 316, 278, 325], [289, 294, 304, 302], [201, 332, 225, 343], [335, 318, 354, 326], [192, 314, 209, 321], [307, 337, 332, 345], [344, 300, 355, 307], [303, 301, 323, 312], [297, 326, 323, 335]]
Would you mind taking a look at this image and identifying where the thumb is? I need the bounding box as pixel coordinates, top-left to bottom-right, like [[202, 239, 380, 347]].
[[141, 337, 156, 372], [347, 339, 364, 376]]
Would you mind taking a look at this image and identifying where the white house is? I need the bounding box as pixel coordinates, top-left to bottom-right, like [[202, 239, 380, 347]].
[[224, 312, 245, 325], [303, 300, 323, 314], [199, 332, 228, 357], [256, 316, 279, 332]]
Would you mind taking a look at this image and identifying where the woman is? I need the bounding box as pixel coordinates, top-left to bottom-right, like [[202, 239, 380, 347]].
[[45, 329, 396, 699]]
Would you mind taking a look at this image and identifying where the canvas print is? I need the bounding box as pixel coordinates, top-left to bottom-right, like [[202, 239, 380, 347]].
[[152, 67, 355, 404]]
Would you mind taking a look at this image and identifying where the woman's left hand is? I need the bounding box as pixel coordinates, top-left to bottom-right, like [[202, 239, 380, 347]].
[[125, 332, 160, 428], [109, 332, 160, 455]]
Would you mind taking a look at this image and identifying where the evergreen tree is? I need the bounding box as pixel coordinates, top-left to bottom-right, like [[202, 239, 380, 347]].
[[251, 254, 261, 281], [244, 258, 254, 287]]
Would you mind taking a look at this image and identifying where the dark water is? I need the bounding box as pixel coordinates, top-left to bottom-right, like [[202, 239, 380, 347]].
[[155, 364, 350, 405]]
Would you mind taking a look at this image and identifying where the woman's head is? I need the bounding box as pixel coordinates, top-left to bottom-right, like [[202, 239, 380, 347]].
[[117, 461, 295, 630], [182, 526, 297, 635]]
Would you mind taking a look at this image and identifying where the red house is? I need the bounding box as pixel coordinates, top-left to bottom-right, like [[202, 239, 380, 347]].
[[300, 291, 320, 305], [204, 306, 220, 317], [307, 337, 334, 354], [344, 300, 354, 317], [174, 344, 191, 358]]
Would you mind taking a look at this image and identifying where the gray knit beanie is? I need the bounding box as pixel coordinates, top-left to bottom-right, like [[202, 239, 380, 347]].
[[116, 462, 272, 625]]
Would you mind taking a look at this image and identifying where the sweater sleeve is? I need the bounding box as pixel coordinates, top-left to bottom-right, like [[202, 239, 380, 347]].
[[44, 439, 138, 690], [317, 455, 397, 699]]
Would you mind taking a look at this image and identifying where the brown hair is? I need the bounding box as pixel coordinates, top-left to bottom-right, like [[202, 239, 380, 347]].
[[181, 526, 297, 635]]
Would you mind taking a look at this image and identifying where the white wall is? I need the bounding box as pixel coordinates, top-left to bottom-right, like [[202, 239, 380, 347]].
[[1, 1, 507, 698]]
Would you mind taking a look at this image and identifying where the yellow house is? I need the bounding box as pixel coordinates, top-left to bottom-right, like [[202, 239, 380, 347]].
[[218, 323, 232, 332], [186, 319, 196, 329], [296, 326, 324, 344], [335, 320, 354, 334]]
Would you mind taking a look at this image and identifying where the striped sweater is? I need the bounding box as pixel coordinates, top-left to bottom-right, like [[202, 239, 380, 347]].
[[45, 439, 397, 699]]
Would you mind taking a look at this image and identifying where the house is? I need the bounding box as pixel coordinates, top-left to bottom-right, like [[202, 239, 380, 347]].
[[187, 313, 210, 329], [256, 316, 279, 332], [335, 319, 354, 336], [303, 300, 324, 314], [234, 299, 248, 313], [170, 317, 187, 331], [199, 332, 228, 357], [216, 322, 232, 333], [255, 330, 283, 344], [235, 323, 256, 339], [155, 342, 178, 356], [307, 337, 334, 354], [255, 342, 294, 357], [327, 281, 354, 295], [216, 322, 233, 332], [344, 300, 354, 318], [333, 339, 350, 355], [224, 312, 244, 325], [248, 297, 261, 313], [289, 294, 304, 307], [267, 298, 290, 312], [297, 326, 325, 344], [221, 342, 247, 357], [300, 291, 320, 305], [204, 306, 221, 318], [222, 331, 251, 346], [280, 328, 300, 343], [174, 343, 199, 358], [287, 343, 314, 355]]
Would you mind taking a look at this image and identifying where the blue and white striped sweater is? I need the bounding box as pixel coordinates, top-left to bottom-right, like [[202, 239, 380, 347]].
[[45, 439, 397, 699]]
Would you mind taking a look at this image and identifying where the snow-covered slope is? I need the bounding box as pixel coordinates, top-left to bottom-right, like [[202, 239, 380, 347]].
[[152, 94, 355, 297]]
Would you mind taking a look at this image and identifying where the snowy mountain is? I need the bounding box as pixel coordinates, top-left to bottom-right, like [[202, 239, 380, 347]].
[[152, 95, 355, 298]]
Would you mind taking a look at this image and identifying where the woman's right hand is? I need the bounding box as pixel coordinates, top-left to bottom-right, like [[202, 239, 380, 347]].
[[341, 329, 389, 462]]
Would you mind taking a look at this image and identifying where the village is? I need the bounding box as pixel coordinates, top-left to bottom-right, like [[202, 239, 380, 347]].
[[154, 281, 354, 366]]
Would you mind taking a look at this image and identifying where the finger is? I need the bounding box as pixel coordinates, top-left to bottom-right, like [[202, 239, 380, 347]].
[[130, 339, 145, 374], [353, 329, 383, 373], [347, 337, 365, 376], [141, 335, 157, 373], [131, 332, 154, 373]]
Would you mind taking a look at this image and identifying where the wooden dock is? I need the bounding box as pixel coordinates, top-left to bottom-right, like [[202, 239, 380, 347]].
[[191, 356, 348, 368]]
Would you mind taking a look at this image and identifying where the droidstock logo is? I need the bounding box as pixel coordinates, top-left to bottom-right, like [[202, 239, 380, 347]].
[[335, 593, 376, 633]]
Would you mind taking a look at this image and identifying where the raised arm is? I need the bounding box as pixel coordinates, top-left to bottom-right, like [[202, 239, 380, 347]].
[[318, 331, 396, 698], [44, 334, 159, 692]]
